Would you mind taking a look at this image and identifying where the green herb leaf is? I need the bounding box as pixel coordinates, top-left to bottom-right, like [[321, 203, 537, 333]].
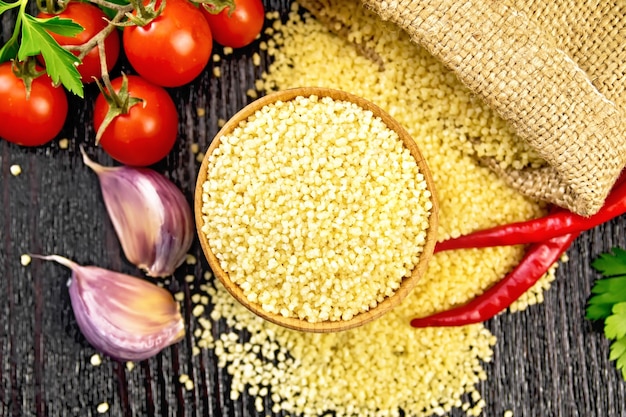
[[0, 0, 20, 15], [586, 276, 626, 320], [587, 247, 626, 382], [610, 336, 626, 381], [0, 34, 20, 63], [609, 335, 626, 361], [35, 16, 84, 37], [0, 0, 21, 64], [591, 247, 626, 277], [587, 248, 626, 320], [18, 14, 83, 97], [606, 302, 626, 340]]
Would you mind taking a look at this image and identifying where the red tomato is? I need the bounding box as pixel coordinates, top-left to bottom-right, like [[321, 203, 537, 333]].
[[122, 0, 212, 87], [93, 75, 178, 166], [38, 2, 120, 83], [202, 0, 264, 48], [0, 62, 68, 147]]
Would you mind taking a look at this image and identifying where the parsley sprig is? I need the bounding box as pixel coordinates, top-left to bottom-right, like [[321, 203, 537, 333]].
[[0, 0, 138, 98], [586, 247, 626, 380], [0, 0, 84, 96]]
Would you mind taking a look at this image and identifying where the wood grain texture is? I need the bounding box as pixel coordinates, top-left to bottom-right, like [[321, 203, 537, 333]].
[[1, 1, 626, 416]]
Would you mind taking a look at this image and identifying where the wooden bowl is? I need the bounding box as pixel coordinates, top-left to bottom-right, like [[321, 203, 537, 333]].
[[194, 87, 439, 333]]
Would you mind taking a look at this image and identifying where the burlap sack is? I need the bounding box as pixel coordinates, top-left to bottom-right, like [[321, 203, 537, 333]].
[[299, 0, 626, 216]]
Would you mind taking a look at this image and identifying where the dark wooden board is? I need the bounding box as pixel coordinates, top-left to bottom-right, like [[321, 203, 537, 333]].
[[2, 1, 626, 416]]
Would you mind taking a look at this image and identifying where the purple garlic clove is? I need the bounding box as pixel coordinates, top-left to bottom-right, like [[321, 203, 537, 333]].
[[35, 254, 185, 362], [81, 148, 194, 277]]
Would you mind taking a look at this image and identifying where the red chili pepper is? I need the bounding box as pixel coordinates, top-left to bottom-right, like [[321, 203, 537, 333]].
[[410, 232, 580, 328], [435, 174, 626, 253]]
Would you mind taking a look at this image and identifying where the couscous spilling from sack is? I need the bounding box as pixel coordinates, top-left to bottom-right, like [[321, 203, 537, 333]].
[[191, 2, 560, 417]]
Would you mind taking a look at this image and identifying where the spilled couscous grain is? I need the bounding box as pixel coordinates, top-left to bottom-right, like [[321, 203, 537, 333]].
[[96, 402, 109, 414], [201, 95, 433, 322], [90, 353, 102, 367], [10, 164, 21, 176], [58, 138, 69, 149], [193, 1, 558, 416], [20, 254, 31, 266]]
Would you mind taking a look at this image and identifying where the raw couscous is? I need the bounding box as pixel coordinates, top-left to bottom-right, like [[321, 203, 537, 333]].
[[191, 1, 558, 417], [201, 94, 433, 323]]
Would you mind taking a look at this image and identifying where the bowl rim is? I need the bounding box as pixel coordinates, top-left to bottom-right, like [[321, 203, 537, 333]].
[[194, 86, 439, 333]]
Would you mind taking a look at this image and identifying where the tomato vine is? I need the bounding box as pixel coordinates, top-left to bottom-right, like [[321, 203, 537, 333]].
[[0, 0, 267, 163], [0, 0, 234, 96]]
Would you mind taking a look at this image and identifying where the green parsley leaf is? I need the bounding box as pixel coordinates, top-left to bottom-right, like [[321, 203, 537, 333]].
[[0, 34, 20, 63], [0, 0, 20, 15], [606, 302, 626, 340], [587, 247, 626, 382], [611, 336, 626, 381], [586, 248, 626, 321], [586, 276, 626, 320], [0, 0, 22, 64], [610, 335, 626, 361], [35, 16, 84, 37], [591, 247, 626, 276], [18, 14, 83, 97]]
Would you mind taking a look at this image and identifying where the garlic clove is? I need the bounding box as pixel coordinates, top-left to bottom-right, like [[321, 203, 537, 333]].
[[81, 148, 194, 277], [34, 254, 185, 362]]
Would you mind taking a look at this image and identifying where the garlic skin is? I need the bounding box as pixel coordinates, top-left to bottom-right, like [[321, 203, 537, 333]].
[[82, 149, 194, 277], [36, 255, 185, 362]]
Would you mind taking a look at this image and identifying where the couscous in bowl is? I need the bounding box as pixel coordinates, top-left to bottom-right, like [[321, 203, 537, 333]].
[[194, 87, 438, 332]]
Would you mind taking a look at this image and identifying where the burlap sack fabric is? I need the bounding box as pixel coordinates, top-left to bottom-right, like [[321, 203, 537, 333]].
[[299, 0, 626, 216]]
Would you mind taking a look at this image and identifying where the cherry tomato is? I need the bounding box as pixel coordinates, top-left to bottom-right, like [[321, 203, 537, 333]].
[[38, 2, 120, 83], [93, 75, 178, 166], [123, 0, 212, 87], [202, 0, 264, 48], [0, 62, 68, 147]]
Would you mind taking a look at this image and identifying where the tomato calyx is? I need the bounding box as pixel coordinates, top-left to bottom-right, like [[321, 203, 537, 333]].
[[94, 73, 143, 144], [195, 0, 235, 15], [201, 0, 264, 48], [121, 0, 164, 27], [93, 75, 179, 166], [11, 58, 47, 100]]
